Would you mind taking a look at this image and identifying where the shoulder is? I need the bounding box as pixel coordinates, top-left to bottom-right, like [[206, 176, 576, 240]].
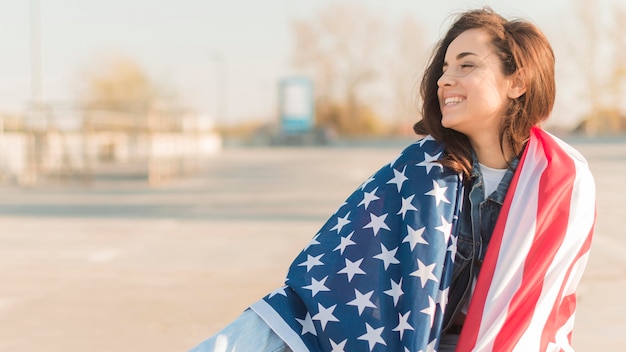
[[391, 135, 446, 169], [526, 127, 595, 198], [531, 127, 592, 174]]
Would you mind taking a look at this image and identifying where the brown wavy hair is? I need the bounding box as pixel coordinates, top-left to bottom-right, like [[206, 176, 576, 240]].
[[414, 8, 555, 179]]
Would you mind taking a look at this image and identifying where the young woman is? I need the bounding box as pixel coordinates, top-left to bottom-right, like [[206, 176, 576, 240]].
[[190, 8, 595, 352]]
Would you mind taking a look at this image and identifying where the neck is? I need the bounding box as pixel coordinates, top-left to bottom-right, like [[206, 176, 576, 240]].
[[470, 136, 511, 169]]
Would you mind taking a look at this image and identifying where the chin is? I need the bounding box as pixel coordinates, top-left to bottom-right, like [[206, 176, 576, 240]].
[[440, 116, 456, 129], [441, 119, 467, 135]]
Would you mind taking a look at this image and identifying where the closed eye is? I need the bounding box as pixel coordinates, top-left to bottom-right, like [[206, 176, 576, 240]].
[[440, 53, 494, 77], [441, 63, 477, 77]]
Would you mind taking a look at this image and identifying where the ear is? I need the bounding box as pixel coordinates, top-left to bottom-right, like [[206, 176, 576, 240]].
[[507, 69, 527, 99]]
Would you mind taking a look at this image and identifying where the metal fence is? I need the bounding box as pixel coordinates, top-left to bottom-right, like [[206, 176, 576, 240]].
[[0, 106, 222, 186]]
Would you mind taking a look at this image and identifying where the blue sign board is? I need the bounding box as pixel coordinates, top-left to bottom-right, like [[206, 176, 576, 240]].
[[278, 76, 314, 134]]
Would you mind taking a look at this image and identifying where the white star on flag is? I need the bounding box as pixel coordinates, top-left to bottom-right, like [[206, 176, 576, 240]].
[[411, 259, 439, 288], [373, 243, 400, 269], [448, 235, 458, 258], [268, 286, 288, 298], [296, 312, 317, 336], [435, 215, 452, 243], [304, 233, 320, 250], [359, 175, 376, 191], [330, 211, 351, 234], [397, 194, 418, 219], [298, 253, 324, 272], [387, 165, 409, 192], [337, 258, 366, 282], [437, 287, 450, 307], [392, 311, 415, 339], [425, 180, 450, 206], [420, 295, 437, 328], [303, 276, 331, 297], [312, 303, 340, 330], [358, 187, 380, 210], [384, 277, 404, 306], [363, 213, 390, 236], [347, 288, 377, 315], [416, 151, 443, 174], [418, 339, 438, 352], [403, 225, 428, 251], [333, 231, 356, 254], [330, 339, 347, 352], [358, 323, 387, 351], [417, 135, 434, 146]]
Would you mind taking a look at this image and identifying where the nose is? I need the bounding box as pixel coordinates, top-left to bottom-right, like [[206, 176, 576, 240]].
[[437, 71, 456, 88]]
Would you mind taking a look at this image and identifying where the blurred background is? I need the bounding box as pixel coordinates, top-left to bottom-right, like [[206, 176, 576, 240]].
[[0, 0, 625, 185], [0, 1, 625, 351]]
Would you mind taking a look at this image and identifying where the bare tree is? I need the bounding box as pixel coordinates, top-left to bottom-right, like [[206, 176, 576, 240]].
[[607, 3, 626, 130], [291, 2, 388, 135], [568, 0, 626, 134], [389, 16, 428, 135], [77, 54, 156, 113]]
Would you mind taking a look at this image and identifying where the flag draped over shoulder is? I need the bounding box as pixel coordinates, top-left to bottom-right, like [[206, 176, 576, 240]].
[[457, 127, 596, 351], [251, 127, 595, 352], [252, 135, 463, 351]]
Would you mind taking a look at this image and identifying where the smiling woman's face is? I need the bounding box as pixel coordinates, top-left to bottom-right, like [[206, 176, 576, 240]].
[[437, 28, 514, 141]]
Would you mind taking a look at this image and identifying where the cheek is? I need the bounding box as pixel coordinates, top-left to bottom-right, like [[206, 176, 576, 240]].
[[473, 83, 508, 112]]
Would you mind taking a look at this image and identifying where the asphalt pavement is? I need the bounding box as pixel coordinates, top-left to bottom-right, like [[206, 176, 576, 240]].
[[0, 139, 624, 351]]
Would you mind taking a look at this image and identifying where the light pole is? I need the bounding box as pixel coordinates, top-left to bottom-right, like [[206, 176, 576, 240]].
[[29, 0, 43, 109], [23, 0, 45, 187]]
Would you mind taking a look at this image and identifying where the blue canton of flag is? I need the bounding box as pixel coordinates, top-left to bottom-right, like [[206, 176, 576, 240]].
[[251, 136, 464, 352]]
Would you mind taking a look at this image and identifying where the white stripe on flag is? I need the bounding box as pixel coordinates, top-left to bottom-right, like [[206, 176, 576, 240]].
[[555, 311, 576, 352], [251, 300, 311, 352]]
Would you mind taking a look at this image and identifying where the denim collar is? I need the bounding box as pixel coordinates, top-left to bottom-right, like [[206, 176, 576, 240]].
[[470, 152, 519, 206]]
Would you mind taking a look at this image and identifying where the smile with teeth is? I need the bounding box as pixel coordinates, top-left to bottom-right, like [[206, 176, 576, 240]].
[[444, 96, 466, 106]]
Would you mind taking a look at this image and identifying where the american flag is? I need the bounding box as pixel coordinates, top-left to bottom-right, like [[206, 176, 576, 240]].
[[251, 127, 595, 352], [457, 127, 596, 351]]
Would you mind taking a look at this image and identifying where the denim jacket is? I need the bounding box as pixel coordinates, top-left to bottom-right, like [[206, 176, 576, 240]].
[[442, 154, 519, 332]]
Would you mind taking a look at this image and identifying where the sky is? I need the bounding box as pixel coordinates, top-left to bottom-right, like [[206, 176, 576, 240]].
[[0, 0, 619, 129]]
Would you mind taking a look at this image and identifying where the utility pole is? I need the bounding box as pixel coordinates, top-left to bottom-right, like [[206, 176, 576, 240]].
[[210, 51, 227, 126], [25, 0, 44, 186], [29, 0, 43, 109]]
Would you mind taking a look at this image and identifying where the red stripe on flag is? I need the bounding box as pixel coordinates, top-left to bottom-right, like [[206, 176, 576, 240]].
[[540, 225, 594, 350], [491, 129, 577, 350]]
